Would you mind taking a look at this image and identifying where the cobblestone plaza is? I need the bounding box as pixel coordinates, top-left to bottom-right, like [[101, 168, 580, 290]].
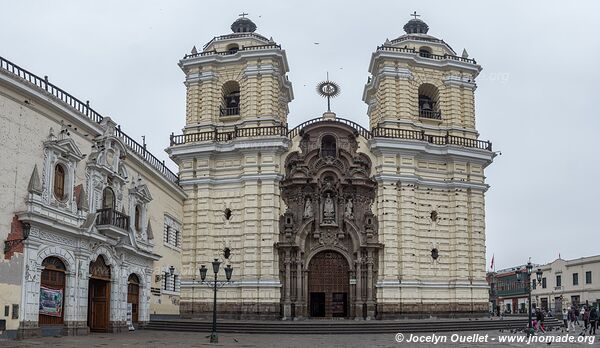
[[0, 330, 597, 348]]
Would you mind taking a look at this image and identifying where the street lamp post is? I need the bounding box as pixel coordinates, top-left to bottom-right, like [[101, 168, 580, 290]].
[[516, 260, 543, 336], [199, 258, 233, 344]]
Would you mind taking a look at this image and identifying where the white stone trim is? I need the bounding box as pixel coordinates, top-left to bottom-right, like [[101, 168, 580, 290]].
[[376, 279, 489, 289], [373, 174, 489, 192], [167, 137, 290, 158], [181, 279, 281, 288], [444, 75, 477, 90], [367, 50, 482, 76], [178, 173, 283, 186], [179, 49, 290, 73]]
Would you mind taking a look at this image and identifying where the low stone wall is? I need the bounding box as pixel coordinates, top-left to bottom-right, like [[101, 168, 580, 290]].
[[180, 301, 280, 320]]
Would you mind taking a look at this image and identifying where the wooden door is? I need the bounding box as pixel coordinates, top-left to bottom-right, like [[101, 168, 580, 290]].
[[88, 256, 111, 332], [308, 251, 349, 317], [310, 292, 325, 317], [39, 257, 66, 325], [88, 279, 110, 332], [127, 274, 140, 323]]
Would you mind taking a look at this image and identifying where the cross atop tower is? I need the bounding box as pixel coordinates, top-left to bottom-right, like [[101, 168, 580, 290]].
[[411, 11, 420, 20], [238, 12, 249, 18]]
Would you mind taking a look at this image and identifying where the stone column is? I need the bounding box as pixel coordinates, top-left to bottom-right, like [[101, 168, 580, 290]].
[[283, 250, 291, 318], [355, 255, 363, 319], [366, 249, 375, 318], [303, 270, 309, 317], [295, 252, 303, 318]]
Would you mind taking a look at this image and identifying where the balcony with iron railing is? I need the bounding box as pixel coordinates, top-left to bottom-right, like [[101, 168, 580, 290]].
[[96, 208, 130, 238]]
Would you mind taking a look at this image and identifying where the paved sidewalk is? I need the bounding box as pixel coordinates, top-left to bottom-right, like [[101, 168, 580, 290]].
[[0, 329, 597, 347]]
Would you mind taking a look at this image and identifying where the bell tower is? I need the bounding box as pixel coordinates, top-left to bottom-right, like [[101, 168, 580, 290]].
[[364, 13, 495, 319], [169, 15, 294, 319], [363, 13, 480, 134], [179, 15, 293, 130]]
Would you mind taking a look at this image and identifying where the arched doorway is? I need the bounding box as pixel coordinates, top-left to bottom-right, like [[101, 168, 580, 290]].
[[127, 274, 140, 324], [39, 257, 66, 326], [88, 255, 111, 332], [308, 250, 349, 317]]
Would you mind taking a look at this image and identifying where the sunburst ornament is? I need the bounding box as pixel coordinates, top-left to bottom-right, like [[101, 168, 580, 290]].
[[316, 75, 340, 112]]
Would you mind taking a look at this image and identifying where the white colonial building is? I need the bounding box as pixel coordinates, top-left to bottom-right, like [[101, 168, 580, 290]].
[[532, 256, 600, 312], [0, 55, 185, 338]]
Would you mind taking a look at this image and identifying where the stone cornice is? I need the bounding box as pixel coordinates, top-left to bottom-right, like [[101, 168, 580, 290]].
[[179, 49, 290, 74], [181, 279, 281, 287], [444, 75, 477, 90], [178, 173, 284, 186], [366, 50, 482, 77], [369, 138, 495, 166], [373, 174, 489, 192], [376, 279, 489, 289], [167, 137, 291, 161]]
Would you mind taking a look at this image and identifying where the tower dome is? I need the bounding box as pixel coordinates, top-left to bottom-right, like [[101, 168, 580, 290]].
[[403, 18, 429, 34], [231, 16, 257, 33]]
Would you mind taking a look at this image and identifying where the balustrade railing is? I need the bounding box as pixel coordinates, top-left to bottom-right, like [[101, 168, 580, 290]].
[[220, 106, 240, 116], [0, 55, 179, 184], [96, 208, 130, 231], [170, 125, 288, 146], [419, 109, 442, 120], [170, 119, 492, 151], [376, 45, 477, 64], [202, 33, 270, 50], [184, 43, 281, 59], [391, 35, 448, 45], [287, 117, 371, 139], [372, 127, 492, 151]]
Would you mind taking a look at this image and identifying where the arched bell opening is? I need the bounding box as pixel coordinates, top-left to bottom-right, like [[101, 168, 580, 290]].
[[418, 83, 441, 119]]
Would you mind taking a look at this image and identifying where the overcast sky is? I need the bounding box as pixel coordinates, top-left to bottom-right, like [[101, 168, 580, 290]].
[[1, 1, 599, 270]]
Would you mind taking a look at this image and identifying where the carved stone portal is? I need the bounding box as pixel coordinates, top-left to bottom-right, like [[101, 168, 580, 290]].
[[277, 120, 381, 319]]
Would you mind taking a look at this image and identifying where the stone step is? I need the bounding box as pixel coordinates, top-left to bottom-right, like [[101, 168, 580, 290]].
[[144, 318, 562, 334]]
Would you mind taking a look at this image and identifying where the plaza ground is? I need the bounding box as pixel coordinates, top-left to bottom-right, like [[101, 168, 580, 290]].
[[0, 329, 597, 348]]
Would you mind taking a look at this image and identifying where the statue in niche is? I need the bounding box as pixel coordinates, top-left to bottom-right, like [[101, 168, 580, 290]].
[[323, 193, 336, 224], [344, 198, 354, 219], [303, 197, 313, 219]]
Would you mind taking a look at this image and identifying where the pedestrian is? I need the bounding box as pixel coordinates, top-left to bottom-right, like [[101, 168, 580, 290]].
[[562, 307, 569, 330], [536, 308, 546, 333], [584, 306, 590, 330], [589, 307, 598, 336], [568, 306, 577, 332]]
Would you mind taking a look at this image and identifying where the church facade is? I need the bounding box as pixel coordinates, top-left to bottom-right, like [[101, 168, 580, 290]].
[[169, 15, 495, 319], [0, 15, 495, 338]]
